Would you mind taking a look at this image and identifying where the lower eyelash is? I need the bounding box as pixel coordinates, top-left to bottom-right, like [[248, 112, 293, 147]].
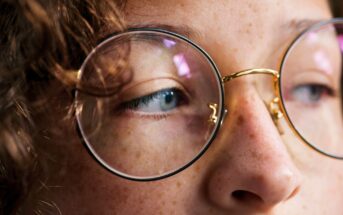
[[120, 109, 170, 120]]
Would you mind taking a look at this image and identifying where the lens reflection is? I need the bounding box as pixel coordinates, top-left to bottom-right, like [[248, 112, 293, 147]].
[[280, 21, 343, 158], [76, 30, 223, 179]]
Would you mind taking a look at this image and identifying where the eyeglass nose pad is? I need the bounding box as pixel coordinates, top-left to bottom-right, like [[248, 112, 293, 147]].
[[266, 97, 285, 135], [208, 103, 219, 124], [208, 103, 228, 125]]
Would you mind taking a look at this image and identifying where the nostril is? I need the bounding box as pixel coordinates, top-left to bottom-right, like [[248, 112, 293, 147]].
[[232, 190, 263, 204]]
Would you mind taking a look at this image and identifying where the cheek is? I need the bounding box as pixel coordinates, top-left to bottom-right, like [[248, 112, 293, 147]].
[[84, 113, 213, 177], [303, 161, 343, 212], [274, 161, 343, 214], [49, 143, 195, 214], [43, 113, 204, 213], [282, 98, 343, 156]]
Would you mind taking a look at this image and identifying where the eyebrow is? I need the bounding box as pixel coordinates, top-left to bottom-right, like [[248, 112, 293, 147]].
[[127, 23, 202, 39], [128, 19, 326, 35]]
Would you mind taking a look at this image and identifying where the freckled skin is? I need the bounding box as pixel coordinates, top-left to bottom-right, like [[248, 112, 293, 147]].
[[39, 0, 343, 214]]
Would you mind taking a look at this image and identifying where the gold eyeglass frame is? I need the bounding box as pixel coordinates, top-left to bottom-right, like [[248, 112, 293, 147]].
[[75, 18, 343, 181]]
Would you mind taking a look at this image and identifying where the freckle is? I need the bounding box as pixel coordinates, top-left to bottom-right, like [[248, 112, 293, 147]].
[[194, 164, 200, 173], [122, 147, 127, 153], [176, 181, 182, 188], [237, 115, 245, 126], [135, 151, 141, 159], [172, 200, 176, 205], [192, 174, 196, 179], [250, 150, 260, 160], [302, 204, 308, 210]]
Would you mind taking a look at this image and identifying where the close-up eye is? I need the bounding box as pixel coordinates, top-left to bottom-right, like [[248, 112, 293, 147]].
[[291, 83, 335, 105], [119, 87, 189, 113]]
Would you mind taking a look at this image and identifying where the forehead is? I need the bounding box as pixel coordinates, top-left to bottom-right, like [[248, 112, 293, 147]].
[[123, 0, 332, 45], [123, 0, 332, 26], [123, 0, 332, 70]]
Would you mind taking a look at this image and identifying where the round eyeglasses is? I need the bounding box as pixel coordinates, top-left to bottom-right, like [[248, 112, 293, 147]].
[[75, 19, 343, 181]]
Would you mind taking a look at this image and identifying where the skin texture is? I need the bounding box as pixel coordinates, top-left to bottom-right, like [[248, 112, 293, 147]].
[[42, 0, 343, 214]]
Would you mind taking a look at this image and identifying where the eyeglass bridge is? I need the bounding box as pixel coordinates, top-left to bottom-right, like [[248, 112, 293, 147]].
[[222, 68, 280, 83], [209, 69, 284, 134]]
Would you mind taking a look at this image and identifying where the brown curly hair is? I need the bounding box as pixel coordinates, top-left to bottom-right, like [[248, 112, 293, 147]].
[[0, 0, 126, 214]]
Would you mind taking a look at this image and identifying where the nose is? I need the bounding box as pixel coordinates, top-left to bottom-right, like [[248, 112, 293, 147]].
[[206, 81, 302, 212]]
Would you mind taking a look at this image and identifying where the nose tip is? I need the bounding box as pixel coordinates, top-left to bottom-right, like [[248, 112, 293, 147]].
[[230, 166, 301, 208], [207, 153, 302, 211]]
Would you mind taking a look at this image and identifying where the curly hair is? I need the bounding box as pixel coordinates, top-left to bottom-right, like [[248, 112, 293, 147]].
[[0, 0, 126, 214]]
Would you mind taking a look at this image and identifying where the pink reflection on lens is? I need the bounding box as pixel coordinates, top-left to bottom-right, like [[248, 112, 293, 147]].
[[314, 50, 333, 75], [163, 39, 176, 48], [306, 32, 319, 44], [173, 54, 191, 78], [338, 35, 343, 52]]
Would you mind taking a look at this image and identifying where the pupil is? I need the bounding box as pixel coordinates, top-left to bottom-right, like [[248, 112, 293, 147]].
[[310, 86, 320, 101], [164, 91, 174, 104]]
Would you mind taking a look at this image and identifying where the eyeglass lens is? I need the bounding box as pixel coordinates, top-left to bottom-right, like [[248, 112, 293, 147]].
[[76, 31, 224, 179], [280, 20, 343, 158]]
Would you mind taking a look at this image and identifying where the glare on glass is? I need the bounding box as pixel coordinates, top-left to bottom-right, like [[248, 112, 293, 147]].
[[75, 19, 343, 181]]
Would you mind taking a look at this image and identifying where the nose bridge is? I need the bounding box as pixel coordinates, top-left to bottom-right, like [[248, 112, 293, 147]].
[[206, 78, 303, 210], [206, 69, 302, 210], [220, 68, 284, 134]]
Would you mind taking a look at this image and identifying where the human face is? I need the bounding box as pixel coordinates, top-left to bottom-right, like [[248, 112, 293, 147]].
[[46, 0, 343, 214]]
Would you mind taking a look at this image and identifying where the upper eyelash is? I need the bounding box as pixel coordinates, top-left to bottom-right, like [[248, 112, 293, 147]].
[[119, 87, 182, 110]]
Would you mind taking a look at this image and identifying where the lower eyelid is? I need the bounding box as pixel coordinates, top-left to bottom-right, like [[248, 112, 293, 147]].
[[119, 109, 170, 120]]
